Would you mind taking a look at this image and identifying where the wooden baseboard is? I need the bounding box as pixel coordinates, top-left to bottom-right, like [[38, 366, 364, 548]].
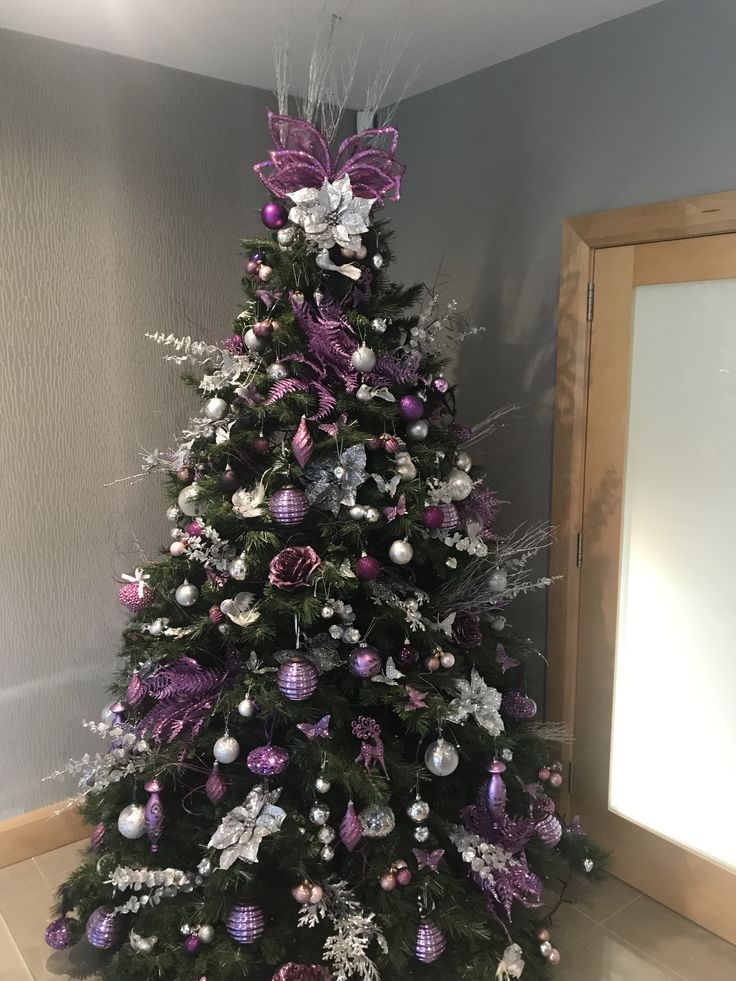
[[0, 802, 87, 868]]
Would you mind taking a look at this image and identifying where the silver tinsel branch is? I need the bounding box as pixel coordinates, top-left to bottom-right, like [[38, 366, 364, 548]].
[[108, 865, 197, 914], [465, 404, 519, 447], [44, 722, 150, 801], [145, 332, 221, 367]]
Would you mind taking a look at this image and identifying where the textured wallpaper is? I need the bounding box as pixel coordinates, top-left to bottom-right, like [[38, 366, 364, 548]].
[[0, 28, 281, 819]]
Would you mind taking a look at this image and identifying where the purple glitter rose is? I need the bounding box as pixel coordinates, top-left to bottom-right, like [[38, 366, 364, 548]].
[[268, 546, 321, 590], [452, 611, 483, 648]]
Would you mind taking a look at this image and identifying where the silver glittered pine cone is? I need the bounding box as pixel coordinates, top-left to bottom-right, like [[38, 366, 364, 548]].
[[414, 918, 447, 963], [85, 906, 124, 950], [226, 903, 265, 944]]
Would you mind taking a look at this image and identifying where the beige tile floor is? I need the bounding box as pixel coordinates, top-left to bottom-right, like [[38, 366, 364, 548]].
[[1, 841, 735, 979]]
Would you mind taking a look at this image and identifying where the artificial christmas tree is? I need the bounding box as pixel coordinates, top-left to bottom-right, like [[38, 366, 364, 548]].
[[46, 107, 604, 980]]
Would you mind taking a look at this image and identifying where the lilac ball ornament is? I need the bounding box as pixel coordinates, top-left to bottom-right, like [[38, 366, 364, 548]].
[[261, 201, 288, 230], [354, 554, 380, 581], [86, 906, 124, 950], [348, 644, 382, 679], [45, 917, 72, 950], [118, 581, 152, 613], [399, 394, 424, 421], [270, 486, 309, 526], [247, 744, 289, 776], [422, 506, 444, 530], [277, 655, 318, 701], [414, 919, 447, 963], [227, 904, 265, 944]]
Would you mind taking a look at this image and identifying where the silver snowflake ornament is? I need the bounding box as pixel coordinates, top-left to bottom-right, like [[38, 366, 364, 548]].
[[288, 175, 375, 251]]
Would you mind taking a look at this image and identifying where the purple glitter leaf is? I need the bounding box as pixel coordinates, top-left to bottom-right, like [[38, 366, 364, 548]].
[[138, 656, 235, 745], [265, 378, 309, 406]]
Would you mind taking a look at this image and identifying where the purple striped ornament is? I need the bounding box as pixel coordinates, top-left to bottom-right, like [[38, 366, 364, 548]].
[[90, 821, 105, 852], [247, 744, 289, 776], [270, 486, 309, 526], [414, 919, 446, 963], [144, 778, 164, 852], [85, 906, 124, 950], [339, 800, 363, 852], [44, 917, 72, 950], [501, 691, 538, 721], [536, 813, 563, 848], [205, 762, 227, 804], [226, 904, 265, 944], [277, 655, 318, 701], [439, 503, 460, 530]]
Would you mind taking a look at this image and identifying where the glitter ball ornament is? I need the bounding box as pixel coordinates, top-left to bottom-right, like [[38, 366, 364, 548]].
[[117, 803, 146, 839], [178, 484, 202, 516], [407, 798, 430, 822], [198, 925, 215, 944], [86, 906, 124, 950], [118, 580, 152, 613], [351, 344, 377, 371], [348, 644, 382, 679], [278, 655, 319, 701], [455, 450, 473, 472], [399, 395, 424, 421], [276, 225, 297, 246], [270, 486, 309, 526], [261, 201, 288, 229], [45, 917, 72, 950], [359, 803, 396, 838], [226, 904, 265, 945], [424, 738, 459, 777], [414, 920, 446, 964], [318, 826, 335, 844], [228, 555, 248, 580], [205, 762, 227, 804], [90, 821, 105, 852], [292, 882, 312, 904], [397, 644, 419, 667], [204, 397, 228, 421], [247, 744, 289, 776], [315, 775, 331, 794], [340, 801, 363, 851], [414, 825, 430, 843], [238, 696, 256, 717], [321, 845, 335, 861], [422, 505, 444, 530], [502, 691, 538, 721], [309, 803, 330, 826], [175, 580, 199, 607], [389, 539, 413, 565], [213, 735, 240, 764], [354, 553, 380, 581], [447, 467, 473, 501], [267, 362, 290, 382]]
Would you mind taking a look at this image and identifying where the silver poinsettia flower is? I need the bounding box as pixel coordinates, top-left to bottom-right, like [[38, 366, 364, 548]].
[[287, 175, 375, 250]]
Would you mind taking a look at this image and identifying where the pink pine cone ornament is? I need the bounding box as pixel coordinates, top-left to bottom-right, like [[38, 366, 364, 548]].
[[272, 965, 332, 981], [268, 546, 321, 589]]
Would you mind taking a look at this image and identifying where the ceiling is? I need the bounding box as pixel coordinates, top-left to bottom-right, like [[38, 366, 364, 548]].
[[0, 0, 663, 108]]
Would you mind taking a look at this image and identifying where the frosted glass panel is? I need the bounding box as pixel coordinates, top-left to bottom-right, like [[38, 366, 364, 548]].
[[609, 279, 736, 871]]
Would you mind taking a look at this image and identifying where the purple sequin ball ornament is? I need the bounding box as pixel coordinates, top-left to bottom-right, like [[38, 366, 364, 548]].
[[261, 201, 288, 230], [348, 644, 382, 679], [414, 919, 446, 963], [85, 906, 123, 950], [44, 917, 72, 950], [90, 821, 105, 852], [227, 903, 265, 944], [439, 503, 460, 530], [502, 691, 538, 721], [270, 487, 309, 526], [432, 375, 449, 394], [399, 394, 424, 421], [354, 554, 381, 581], [247, 744, 289, 776], [536, 813, 563, 848], [184, 933, 202, 956], [277, 655, 318, 701]]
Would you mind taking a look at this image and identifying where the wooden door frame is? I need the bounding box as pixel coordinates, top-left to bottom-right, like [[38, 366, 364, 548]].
[[546, 189, 736, 817]]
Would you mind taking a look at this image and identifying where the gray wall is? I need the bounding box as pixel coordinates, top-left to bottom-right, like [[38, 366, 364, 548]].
[[0, 29, 278, 819], [391, 0, 736, 698]]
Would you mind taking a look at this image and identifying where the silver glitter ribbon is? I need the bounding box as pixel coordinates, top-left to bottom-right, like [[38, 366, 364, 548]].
[[207, 784, 286, 869]]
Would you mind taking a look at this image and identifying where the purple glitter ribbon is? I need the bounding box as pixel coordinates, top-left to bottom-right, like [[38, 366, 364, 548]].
[[254, 111, 405, 204]]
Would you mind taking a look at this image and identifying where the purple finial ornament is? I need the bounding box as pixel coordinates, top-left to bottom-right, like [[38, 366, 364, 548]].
[[270, 486, 309, 526], [205, 762, 227, 804], [502, 691, 538, 721], [45, 917, 72, 950], [485, 759, 507, 818], [144, 778, 164, 852], [247, 744, 289, 776], [339, 800, 363, 852], [86, 906, 124, 950], [414, 919, 446, 963], [227, 903, 265, 944], [277, 655, 319, 701], [90, 821, 105, 852]]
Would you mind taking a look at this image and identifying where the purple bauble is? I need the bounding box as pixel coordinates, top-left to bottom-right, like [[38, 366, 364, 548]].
[[270, 486, 309, 526], [399, 394, 424, 421], [277, 655, 318, 701], [422, 506, 444, 530], [432, 376, 449, 394], [397, 644, 419, 667], [86, 906, 123, 950], [261, 201, 289, 230], [227, 903, 265, 944], [502, 691, 538, 721], [354, 554, 380, 581], [247, 744, 289, 776], [414, 920, 446, 963], [184, 933, 202, 956], [90, 821, 105, 852], [45, 917, 72, 950], [439, 503, 460, 530], [348, 644, 382, 679], [485, 759, 507, 817]]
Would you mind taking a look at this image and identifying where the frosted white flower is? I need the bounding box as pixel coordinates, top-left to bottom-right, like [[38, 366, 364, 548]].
[[232, 481, 267, 518], [288, 176, 375, 250], [447, 668, 504, 736]]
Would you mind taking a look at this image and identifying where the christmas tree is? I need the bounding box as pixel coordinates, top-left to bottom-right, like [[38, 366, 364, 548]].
[[45, 107, 604, 981]]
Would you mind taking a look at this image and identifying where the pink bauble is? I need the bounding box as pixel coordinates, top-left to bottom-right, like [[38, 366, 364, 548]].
[[245, 259, 259, 275], [258, 264, 273, 282], [396, 867, 412, 886], [548, 948, 561, 965], [379, 872, 397, 891], [538, 767, 551, 782], [424, 655, 441, 672], [354, 554, 380, 581], [348, 645, 382, 679], [261, 201, 288, 230], [549, 772, 563, 788], [169, 540, 186, 557], [399, 395, 424, 421], [186, 520, 203, 536], [118, 581, 152, 612], [253, 319, 274, 338], [253, 436, 270, 454], [422, 506, 444, 530], [384, 436, 400, 453], [208, 605, 224, 624]]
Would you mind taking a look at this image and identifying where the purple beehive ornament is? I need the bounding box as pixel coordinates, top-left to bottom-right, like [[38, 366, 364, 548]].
[[277, 655, 318, 701], [414, 919, 446, 963], [536, 813, 563, 848], [485, 759, 507, 818], [247, 744, 290, 776], [90, 821, 106, 852], [270, 486, 309, 526], [205, 762, 227, 804], [340, 800, 363, 852], [439, 503, 460, 530], [86, 906, 124, 950], [227, 903, 265, 944], [144, 778, 164, 852], [501, 691, 538, 721], [44, 917, 72, 950]]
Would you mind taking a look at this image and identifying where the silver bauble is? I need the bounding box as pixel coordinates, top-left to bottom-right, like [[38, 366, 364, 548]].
[[315, 775, 332, 794], [175, 580, 199, 607], [309, 803, 330, 826], [228, 555, 248, 580], [407, 798, 430, 823], [414, 825, 430, 843], [351, 344, 377, 372], [198, 924, 215, 944], [198, 857, 212, 877], [237, 697, 256, 718], [318, 826, 336, 844], [406, 419, 429, 442], [267, 362, 290, 380], [447, 468, 473, 501], [321, 845, 335, 861], [425, 738, 459, 776], [117, 804, 146, 840], [359, 803, 396, 838], [213, 735, 240, 764], [455, 450, 473, 472], [277, 225, 296, 246], [204, 397, 228, 421], [177, 484, 202, 516], [166, 505, 180, 523], [364, 507, 380, 523], [129, 930, 158, 954], [179, 923, 192, 936], [244, 328, 266, 352], [389, 539, 414, 565], [372, 253, 384, 269], [583, 858, 595, 873], [489, 568, 508, 593], [349, 505, 366, 520]]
